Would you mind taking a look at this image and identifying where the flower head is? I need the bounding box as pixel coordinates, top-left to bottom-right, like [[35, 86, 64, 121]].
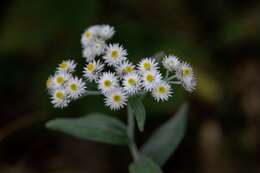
[[162, 55, 180, 72], [81, 25, 100, 47], [66, 77, 86, 99], [98, 25, 115, 40], [138, 58, 159, 72], [52, 72, 71, 88], [57, 60, 77, 73], [152, 81, 172, 102], [83, 60, 104, 82], [116, 60, 135, 77], [98, 72, 119, 94], [122, 73, 141, 95], [105, 88, 127, 110], [141, 70, 162, 91], [51, 89, 70, 108], [177, 62, 196, 92], [103, 43, 127, 66]]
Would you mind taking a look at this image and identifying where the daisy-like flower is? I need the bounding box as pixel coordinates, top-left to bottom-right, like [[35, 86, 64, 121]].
[[103, 43, 127, 66], [46, 75, 54, 92], [138, 58, 159, 72], [177, 62, 196, 92], [152, 81, 172, 102], [182, 76, 196, 92], [81, 25, 100, 47], [104, 88, 127, 110], [66, 77, 86, 99], [98, 72, 119, 94], [98, 25, 115, 40], [52, 72, 70, 88], [116, 60, 135, 77], [142, 70, 162, 91], [122, 73, 141, 95], [82, 47, 96, 62], [51, 89, 70, 108], [83, 60, 104, 82], [162, 55, 180, 72], [177, 62, 193, 79], [57, 60, 77, 73]]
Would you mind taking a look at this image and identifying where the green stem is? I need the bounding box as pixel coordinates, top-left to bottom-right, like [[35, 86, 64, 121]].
[[85, 90, 100, 95], [127, 105, 139, 161]]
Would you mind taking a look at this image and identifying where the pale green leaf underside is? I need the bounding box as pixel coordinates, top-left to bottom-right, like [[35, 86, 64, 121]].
[[46, 113, 128, 145], [141, 103, 188, 166], [128, 95, 146, 132], [129, 156, 163, 173]]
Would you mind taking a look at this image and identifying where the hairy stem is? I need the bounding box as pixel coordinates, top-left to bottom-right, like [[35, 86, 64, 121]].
[[85, 90, 101, 96], [127, 105, 139, 161]]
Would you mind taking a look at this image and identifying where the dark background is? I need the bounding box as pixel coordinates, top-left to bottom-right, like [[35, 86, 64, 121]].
[[0, 0, 260, 172]]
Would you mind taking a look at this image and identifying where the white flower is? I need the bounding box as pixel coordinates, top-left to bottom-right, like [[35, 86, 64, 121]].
[[105, 88, 127, 110], [182, 76, 196, 92], [177, 62, 193, 79], [51, 89, 70, 108], [82, 46, 96, 62], [83, 60, 104, 82], [81, 25, 100, 47], [46, 75, 54, 92], [98, 25, 115, 40], [82, 39, 106, 62], [103, 43, 127, 66], [162, 55, 180, 72], [66, 77, 86, 99], [98, 72, 119, 94], [52, 72, 71, 88], [141, 70, 162, 91], [177, 62, 196, 92], [122, 73, 141, 95], [57, 60, 77, 73], [116, 60, 135, 77], [138, 58, 159, 72], [152, 81, 172, 102]]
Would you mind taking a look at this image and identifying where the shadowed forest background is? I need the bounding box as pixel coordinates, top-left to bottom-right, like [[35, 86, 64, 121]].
[[0, 0, 260, 172]]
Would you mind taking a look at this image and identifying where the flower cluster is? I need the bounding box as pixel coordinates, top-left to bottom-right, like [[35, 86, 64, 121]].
[[46, 24, 196, 110]]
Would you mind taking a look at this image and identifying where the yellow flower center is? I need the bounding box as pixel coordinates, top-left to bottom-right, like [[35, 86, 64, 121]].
[[157, 86, 167, 94], [143, 62, 151, 70], [85, 31, 91, 38], [146, 74, 154, 82], [123, 66, 133, 73], [87, 63, 95, 72], [182, 68, 190, 77], [55, 91, 64, 99], [127, 78, 136, 85], [59, 62, 68, 70], [46, 78, 52, 88], [111, 50, 119, 59], [112, 94, 121, 102], [70, 83, 78, 91], [56, 76, 64, 84], [103, 80, 112, 88]]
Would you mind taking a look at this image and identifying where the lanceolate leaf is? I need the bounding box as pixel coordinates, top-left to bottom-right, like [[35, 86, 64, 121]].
[[141, 103, 188, 166], [129, 156, 163, 173], [46, 113, 128, 145], [128, 95, 146, 132]]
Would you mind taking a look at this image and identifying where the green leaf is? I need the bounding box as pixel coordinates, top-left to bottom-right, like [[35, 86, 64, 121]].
[[128, 95, 146, 132], [129, 156, 163, 173], [46, 113, 128, 145], [141, 103, 188, 166]]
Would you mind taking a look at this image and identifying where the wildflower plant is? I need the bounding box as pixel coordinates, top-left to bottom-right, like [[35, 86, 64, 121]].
[[46, 24, 196, 172]]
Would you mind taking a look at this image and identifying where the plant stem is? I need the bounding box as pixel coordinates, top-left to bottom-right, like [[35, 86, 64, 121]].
[[127, 105, 139, 161], [85, 90, 100, 96]]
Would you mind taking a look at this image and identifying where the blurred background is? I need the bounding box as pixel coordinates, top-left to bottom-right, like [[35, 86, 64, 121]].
[[0, 0, 260, 172]]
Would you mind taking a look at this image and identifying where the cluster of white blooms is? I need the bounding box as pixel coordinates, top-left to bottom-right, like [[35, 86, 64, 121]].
[[46, 60, 86, 108], [46, 24, 196, 110]]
